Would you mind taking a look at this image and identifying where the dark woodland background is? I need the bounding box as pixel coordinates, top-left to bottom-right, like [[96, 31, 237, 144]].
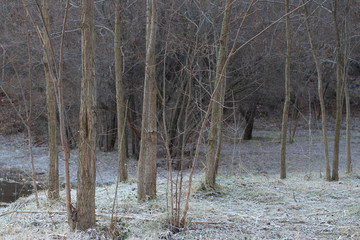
[[1, 0, 359, 155]]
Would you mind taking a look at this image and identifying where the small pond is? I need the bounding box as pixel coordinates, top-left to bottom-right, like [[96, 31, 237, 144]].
[[0, 168, 44, 206]]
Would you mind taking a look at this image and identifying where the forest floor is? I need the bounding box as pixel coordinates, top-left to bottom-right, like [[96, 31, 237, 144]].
[[1, 117, 360, 239]]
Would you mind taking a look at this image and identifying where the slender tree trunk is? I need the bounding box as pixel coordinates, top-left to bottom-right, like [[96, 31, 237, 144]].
[[280, 0, 291, 179], [1, 4, 5, 85], [41, 0, 59, 200], [57, 1, 73, 228], [332, 0, 342, 181], [0, 53, 3, 85], [343, 3, 351, 174], [137, 0, 157, 201], [345, 78, 351, 173], [214, 75, 225, 173], [24, 0, 73, 227], [128, 94, 140, 158], [168, 84, 185, 158], [115, 0, 128, 182], [205, 0, 232, 188], [27, 125, 40, 208], [25, 29, 40, 209], [77, 0, 97, 230], [302, 2, 331, 180], [177, 59, 193, 224]]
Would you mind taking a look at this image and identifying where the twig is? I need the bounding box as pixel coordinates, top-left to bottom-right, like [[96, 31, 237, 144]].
[[191, 221, 224, 225], [0, 210, 156, 222], [307, 210, 342, 217], [0, 210, 229, 227], [97, 214, 157, 222], [0, 210, 67, 218]]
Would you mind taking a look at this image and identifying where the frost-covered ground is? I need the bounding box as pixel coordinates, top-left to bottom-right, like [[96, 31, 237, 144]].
[[1, 174, 360, 239], [1, 120, 360, 239]]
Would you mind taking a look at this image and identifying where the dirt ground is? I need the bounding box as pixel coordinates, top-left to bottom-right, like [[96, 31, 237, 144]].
[[1, 118, 360, 239]]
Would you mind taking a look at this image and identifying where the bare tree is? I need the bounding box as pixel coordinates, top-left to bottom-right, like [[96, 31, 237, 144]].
[[302, 1, 331, 180], [332, 0, 344, 181], [41, 0, 59, 200], [343, 2, 351, 174], [31, 0, 74, 227], [345, 73, 351, 174], [77, 0, 97, 230], [114, 0, 128, 182], [206, 0, 233, 188], [137, 0, 157, 201], [280, 0, 291, 179]]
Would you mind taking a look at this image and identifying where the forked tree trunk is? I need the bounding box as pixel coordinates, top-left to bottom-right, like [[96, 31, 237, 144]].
[[77, 0, 97, 230], [206, 0, 232, 188], [27, 0, 73, 227], [302, 2, 331, 180], [137, 0, 157, 201], [280, 0, 291, 179], [115, 0, 128, 182], [41, 0, 59, 199]]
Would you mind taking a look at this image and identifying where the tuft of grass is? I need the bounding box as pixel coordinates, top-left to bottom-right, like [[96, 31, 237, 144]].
[[108, 218, 131, 240]]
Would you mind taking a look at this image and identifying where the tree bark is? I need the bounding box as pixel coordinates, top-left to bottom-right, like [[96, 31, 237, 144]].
[[77, 0, 97, 230], [206, 0, 232, 188], [280, 0, 291, 179], [41, 0, 59, 199], [115, 0, 128, 182], [137, 0, 157, 201]]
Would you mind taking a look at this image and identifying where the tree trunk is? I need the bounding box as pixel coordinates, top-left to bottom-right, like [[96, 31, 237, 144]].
[[41, 0, 59, 200], [343, 4, 351, 174], [241, 102, 257, 141], [214, 75, 225, 174], [303, 1, 331, 180], [97, 109, 116, 152], [206, 0, 232, 188], [168, 84, 185, 158], [345, 77, 351, 173], [137, 0, 157, 201], [115, 0, 128, 182], [280, 0, 291, 179], [128, 94, 140, 158], [77, 0, 97, 230], [332, 0, 342, 181], [32, 0, 73, 228]]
